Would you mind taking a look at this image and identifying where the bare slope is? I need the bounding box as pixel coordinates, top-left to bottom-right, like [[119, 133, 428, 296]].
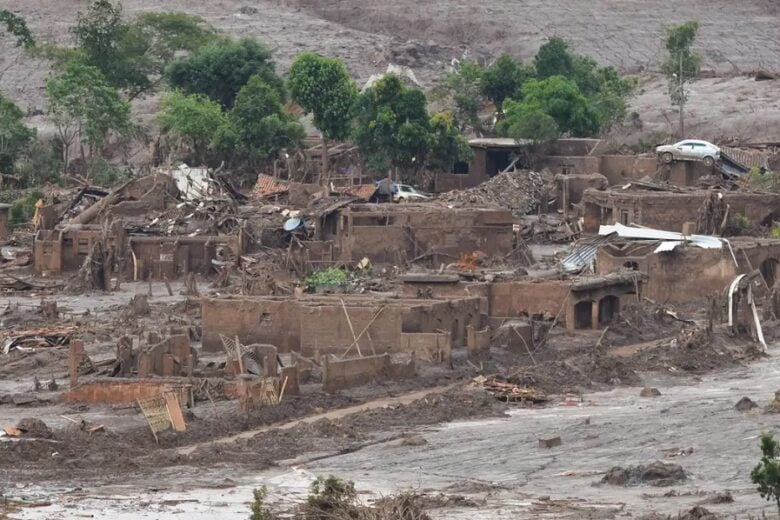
[[1, 0, 778, 142]]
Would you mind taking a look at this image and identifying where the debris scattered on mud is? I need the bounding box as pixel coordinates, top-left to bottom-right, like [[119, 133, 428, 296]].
[[734, 396, 758, 411], [15, 418, 52, 438], [601, 461, 687, 487]]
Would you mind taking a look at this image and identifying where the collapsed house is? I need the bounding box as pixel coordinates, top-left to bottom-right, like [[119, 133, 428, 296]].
[[582, 187, 780, 233], [33, 168, 246, 279], [201, 294, 486, 361], [311, 203, 514, 265]]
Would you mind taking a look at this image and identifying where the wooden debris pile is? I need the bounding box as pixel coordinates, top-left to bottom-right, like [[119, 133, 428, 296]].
[[476, 376, 548, 404], [438, 169, 553, 219], [2, 325, 76, 354]]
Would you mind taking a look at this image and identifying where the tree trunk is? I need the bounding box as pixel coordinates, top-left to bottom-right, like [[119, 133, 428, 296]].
[[320, 135, 329, 186]]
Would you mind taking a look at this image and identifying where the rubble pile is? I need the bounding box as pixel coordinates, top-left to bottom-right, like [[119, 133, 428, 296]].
[[601, 461, 687, 487], [438, 169, 553, 219]]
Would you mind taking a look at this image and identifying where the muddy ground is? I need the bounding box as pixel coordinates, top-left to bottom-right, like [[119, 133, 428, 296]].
[[1, 274, 776, 519], [6, 345, 780, 519]]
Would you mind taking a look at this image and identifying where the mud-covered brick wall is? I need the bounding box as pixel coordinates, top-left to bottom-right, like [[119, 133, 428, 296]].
[[598, 156, 658, 184], [555, 173, 609, 207], [323, 353, 390, 392], [67, 379, 191, 405], [488, 281, 571, 318], [399, 332, 452, 362], [299, 304, 403, 357], [597, 247, 735, 303], [467, 325, 491, 354], [201, 298, 298, 352], [542, 156, 601, 176], [402, 298, 483, 347], [582, 190, 780, 233]]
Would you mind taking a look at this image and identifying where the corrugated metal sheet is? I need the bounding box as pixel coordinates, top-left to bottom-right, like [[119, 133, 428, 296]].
[[598, 223, 724, 250], [721, 146, 769, 170], [561, 233, 616, 273]]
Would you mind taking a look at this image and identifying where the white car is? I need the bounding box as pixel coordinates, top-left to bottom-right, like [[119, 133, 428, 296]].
[[393, 184, 430, 202], [655, 140, 720, 167]]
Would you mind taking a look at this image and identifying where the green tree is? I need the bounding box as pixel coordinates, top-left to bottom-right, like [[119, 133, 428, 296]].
[[534, 37, 574, 79], [353, 75, 431, 175], [288, 52, 357, 180], [480, 54, 532, 116], [661, 21, 700, 138], [427, 112, 473, 172], [248, 486, 274, 520], [0, 95, 36, 173], [0, 10, 35, 48], [520, 76, 600, 137], [46, 60, 133, 175], [572, 56, 633, 130], [158, 91, 226, 164], [304, 476, 357, 520], [166, 37, 284, 109], [498, 100, 560, 143], [217, 75, 304, 164], [72, 1, 216, 98], [445, 60, 484, 131], [752, 432, 780, 514]]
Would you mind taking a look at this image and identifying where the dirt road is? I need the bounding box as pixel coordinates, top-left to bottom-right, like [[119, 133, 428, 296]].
[[177, 383, 460, 455]]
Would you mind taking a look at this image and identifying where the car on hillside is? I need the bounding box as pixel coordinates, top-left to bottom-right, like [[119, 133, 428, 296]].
[[655, 140, 720, 167], [393, 184, 430, 202]]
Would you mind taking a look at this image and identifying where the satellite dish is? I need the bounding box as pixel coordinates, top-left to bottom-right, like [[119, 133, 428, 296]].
[[283, 217, 304, 232]]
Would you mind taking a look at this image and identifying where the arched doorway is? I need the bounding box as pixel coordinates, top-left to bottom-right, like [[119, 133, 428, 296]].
[[574, 301, 593, 329], [599, 295, 620, 325], [760, 258, 779, 288]]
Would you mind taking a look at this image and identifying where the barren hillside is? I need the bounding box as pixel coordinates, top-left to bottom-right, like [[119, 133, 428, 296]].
[[1, 0, 779, 142]]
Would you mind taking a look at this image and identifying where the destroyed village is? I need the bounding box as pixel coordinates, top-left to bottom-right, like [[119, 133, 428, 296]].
[[2, 2, 780, 520]]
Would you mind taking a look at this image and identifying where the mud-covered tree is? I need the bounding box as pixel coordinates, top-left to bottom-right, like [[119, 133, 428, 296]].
[[304, 476, 358, 520], [480, 54, 532, 116], [519, 76, 600, 137], [288, 52, 357, 180], [46, 61, 132, 174], [498, 100, 560, 143], [166, 38, 284, 109], [752, 432, 780, 513], [212, 75, 304, 166], [427, 112, 473, 172], [158, 91, 226, 165], [248, 486, 274, 520], [445, 60, 484, 131], [661, 21, 700, 138], [0, 10, 35, 48], [534, 37, 575, 79], [353, 74, 431, 176], [0, 95, 36, 174], [71, 1, 216, 98]]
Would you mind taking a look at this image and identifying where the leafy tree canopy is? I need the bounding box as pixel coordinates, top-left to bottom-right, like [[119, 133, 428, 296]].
[[352, 75, 432, 173], [445, 60, 484, 131], [166, 37, 284, 109], [288, 52, 357, 142], [498, 100, 560, 143], [0, 10, 35, 48], [216, 75, 305, 163], [534, 37, 574, 79], [428, 112, 473, 171], [158, 90, 226, 164], [480, 54, 532, 114], [752, 432, 780, 513], [71, 1, 217, 98], [519, 76, 600, 137], [46, 60, 133, 166], [0, 95, 36, 172]]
